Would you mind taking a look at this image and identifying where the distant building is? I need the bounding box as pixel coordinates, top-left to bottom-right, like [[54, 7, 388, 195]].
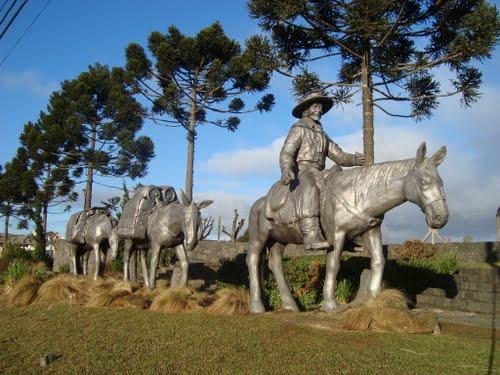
[[0, 232, 62, 258]]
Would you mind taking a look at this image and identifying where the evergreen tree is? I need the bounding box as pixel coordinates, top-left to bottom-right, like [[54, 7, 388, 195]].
[[125, 22, 274, 201], [47, 63, 155, 209], [249, 0, 500, 164], [3, 116, 78, 260]]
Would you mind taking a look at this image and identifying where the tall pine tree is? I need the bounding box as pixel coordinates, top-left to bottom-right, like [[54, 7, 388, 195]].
[[48, 63, 155, 209], [125, 22, 274, 201], [249, 0, 500, 164]]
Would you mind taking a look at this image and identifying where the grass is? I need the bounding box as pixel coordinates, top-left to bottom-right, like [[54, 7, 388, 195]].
[[0, 300, 497, 374]]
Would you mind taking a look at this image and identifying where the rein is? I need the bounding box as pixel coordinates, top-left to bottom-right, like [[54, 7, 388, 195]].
[[330, 190, 381, 227]]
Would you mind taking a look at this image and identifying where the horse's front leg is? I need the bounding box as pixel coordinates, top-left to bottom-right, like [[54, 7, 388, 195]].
[[148, 243, 161, 290], [70, 244, 78, 275], [362, 225, 384, 299], [92, 244, 101, 281], [140, 249, 150, 288], [123, 239, 132, 282], [268, 242, 299, 312], [322, 231, 346, 312], [173, 244, 189, 288]]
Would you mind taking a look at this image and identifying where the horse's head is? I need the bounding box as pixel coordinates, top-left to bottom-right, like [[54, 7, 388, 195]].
[[404, 142, 449, 229], [179, 190, 214, 251], [109, 227, 120, 260]]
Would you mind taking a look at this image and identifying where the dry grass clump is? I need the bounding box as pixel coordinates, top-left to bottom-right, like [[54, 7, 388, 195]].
[[364, 288, 410, 310], [343, 288, 440, 334], [86, 280, 134, 308], [207, 287, 249, 315], [149, 287, 203, 313], [7, 275, 41, 307], [35, 276, 89, 304]]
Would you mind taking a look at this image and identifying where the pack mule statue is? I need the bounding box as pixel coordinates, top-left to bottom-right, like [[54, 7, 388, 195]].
[[117, 186, 213, 289], [246, 93, 449, 313], [65, 208, 119, 280]]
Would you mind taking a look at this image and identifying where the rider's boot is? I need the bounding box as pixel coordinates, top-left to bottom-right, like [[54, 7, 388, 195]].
[[300, 217, 330, 250]]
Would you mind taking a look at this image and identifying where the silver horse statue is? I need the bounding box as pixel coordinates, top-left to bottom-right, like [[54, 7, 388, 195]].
[[246, 143, 449, 313], [65, 210, 119, 280], [120, 190, 213, 289]]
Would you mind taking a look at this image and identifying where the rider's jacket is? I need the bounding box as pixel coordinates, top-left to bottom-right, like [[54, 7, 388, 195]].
[[279, 117, 356, 172]]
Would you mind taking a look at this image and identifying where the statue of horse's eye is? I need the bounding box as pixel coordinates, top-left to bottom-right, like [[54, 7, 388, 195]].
[[420, 179, 427, 186]]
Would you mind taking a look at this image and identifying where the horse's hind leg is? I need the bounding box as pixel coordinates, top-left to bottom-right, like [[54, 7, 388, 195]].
[[82, 250, 90, 275], [247, 238, 266, 314], [322, 231, 346, 312], [268, 242, 299, 312], [92, 244, 101, 281], [362, 225, 384, 299], [173, 244, 189, 288]]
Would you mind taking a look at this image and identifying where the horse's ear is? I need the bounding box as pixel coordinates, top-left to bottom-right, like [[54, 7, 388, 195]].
[[415, 142, 426, 167], [179, 189, 190, 206], [196, 200, 214, 210], [430, 146, 447, 167]]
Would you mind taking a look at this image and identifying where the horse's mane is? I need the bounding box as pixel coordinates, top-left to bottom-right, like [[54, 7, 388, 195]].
[[326, 158, 416, 203]]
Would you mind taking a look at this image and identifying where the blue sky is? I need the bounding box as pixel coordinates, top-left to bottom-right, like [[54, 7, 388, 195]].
[[0, 0, 499, 243]]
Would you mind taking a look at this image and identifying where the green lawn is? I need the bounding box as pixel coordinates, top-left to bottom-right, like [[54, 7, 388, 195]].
[[0, 302, 497, 374]]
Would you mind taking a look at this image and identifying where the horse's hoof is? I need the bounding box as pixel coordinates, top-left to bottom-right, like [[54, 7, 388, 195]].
[[282, 303, 300, 312], [250, 301, 266, 314], [321, 300, 341, 313]]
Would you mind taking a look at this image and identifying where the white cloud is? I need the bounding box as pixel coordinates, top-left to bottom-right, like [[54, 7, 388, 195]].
[[201, 137, 285, 176], [0, 69, 57, 97]]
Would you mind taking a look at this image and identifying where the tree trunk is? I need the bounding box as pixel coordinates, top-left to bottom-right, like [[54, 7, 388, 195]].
[[3, 211, 9, 248], [361, 49, 375, 166], [43, 166, 50, 235], [184, 88, 197, 202], [33, 205, 46, 261], [84, 126, 97, 210]]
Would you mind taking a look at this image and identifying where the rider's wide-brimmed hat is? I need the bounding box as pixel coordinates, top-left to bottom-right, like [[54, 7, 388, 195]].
[[292, 92, 334, 119]]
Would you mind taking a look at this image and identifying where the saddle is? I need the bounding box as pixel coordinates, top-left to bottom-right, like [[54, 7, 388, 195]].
[[265, 165, 342, 224], [66, 207, 109, 243], [116, 185, 177, 239]]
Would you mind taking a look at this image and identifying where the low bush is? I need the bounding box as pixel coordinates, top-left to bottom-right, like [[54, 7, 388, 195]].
[[59, 263, 70, 273], [392, 240, 437, 260], [0, 244, 32, 267], [4, 259, 32, 284]]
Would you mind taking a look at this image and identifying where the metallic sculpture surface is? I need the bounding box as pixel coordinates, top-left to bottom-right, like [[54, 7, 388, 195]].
[[246, 95, 449, 313], [117, 188, 213, 289], [278, 93, 365, 250], [65, 209, 119, 280]]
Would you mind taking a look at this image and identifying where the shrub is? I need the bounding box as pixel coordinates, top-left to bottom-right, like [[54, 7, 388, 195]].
[[207, 287, 249, 314], [109, 259, 123, 273], [335, 279, 355, 304], [59, 263, 70, 273], [431, 252, 458, 275], [4, 259, 32, 283], [7, 275, 41, 307], [1, 244, 32, 266], [393, 240, 437, 260]]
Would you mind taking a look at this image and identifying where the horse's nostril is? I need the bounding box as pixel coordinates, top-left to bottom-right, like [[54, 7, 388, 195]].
[[434, 215, 442, 222]]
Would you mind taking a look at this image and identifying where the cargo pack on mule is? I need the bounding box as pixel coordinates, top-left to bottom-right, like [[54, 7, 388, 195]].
[[66, 207, 110, 243], [116, 185, 177, 240]]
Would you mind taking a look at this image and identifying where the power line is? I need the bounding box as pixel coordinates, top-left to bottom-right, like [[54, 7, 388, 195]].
[[0, 0, 52, 69], [0, 0, 27, 40], [0, 0, 18, 28], [0, 0, 11, 17]]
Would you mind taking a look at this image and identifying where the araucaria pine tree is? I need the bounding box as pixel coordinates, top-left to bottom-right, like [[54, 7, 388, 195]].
[[48, 63, 155, 209], [125, 22, 275, 201], [249, 0, 500, 165]]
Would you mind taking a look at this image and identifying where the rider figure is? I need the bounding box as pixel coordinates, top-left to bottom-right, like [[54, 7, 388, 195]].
[[280, 92, 365, 250]]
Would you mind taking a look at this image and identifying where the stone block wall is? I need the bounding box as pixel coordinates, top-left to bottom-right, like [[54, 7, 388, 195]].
[[416, 267, 499, 315]]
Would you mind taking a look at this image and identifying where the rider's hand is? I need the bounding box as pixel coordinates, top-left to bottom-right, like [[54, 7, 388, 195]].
[[281, 168, 295, 185], [353, 152, 365, 166]]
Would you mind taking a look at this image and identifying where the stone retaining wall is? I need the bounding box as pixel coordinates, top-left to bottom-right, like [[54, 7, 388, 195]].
[[416, 267, 499, 315]]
